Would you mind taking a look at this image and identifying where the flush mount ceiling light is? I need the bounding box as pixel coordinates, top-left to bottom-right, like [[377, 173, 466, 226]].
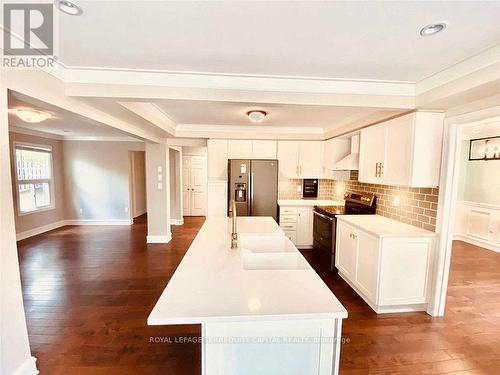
[[420, 23, 447, 37], [56, 0, 83, 16], [247, 110, 267, 122], [10, 109, 52, 123]]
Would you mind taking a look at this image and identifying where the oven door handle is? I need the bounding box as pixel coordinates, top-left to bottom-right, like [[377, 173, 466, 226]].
[[313, 211, 334, 221]]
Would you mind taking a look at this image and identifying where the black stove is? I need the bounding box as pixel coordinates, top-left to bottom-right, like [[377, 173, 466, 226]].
[[313, 192, 376, 272]]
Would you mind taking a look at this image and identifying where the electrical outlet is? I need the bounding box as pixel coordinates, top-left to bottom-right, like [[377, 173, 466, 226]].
[[124, 206, 129, 213], [297, 185, 302, 192], [79, 208, 83, 215]]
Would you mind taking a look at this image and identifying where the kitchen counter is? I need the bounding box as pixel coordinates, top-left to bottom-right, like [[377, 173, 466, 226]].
[[148, 216, 347, 375], [148, 216, 347, 325], [278, 199, 344, 206], [337, 214, 436, 238]]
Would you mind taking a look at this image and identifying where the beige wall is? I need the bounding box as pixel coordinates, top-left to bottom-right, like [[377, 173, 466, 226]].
[[63, 141, 145, 221], [145, 142, 171, 240], [9, 132, 66, 234]]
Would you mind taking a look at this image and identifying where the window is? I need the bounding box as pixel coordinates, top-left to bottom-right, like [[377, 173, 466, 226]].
[[14, 143, 54, 214]]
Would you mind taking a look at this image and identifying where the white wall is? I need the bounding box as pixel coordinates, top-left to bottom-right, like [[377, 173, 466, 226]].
[[63, 141, 145, 222], [457, 140, 500, 205], [1, 89, 38, 375], [145, 142, 172, 242]]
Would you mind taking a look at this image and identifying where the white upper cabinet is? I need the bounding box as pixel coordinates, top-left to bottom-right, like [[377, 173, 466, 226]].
[[277, 141, 301, 178], [228, 140, 253, 159], [277, 141, 324, 179], [207, 139, 228, 181], [251, 140, 277, 159], [359, 112, 444, 187], [299, 141, 324, 178]]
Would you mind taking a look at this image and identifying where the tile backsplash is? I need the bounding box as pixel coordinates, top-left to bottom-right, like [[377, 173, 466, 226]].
[[278, 171, 439, 232]]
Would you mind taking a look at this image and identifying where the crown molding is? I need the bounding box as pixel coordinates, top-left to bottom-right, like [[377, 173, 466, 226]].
[[175, 123, 325, 140], [416, 44, 500, 95], [9, 126, 64, 140]]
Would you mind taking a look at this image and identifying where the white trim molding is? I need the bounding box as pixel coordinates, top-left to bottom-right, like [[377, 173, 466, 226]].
[[16, 220, 67, 241], [147, 234, 172, 244], [454, 200, 500, 253], [12, 356, 38, 375], [65, 219, 133, 226], [16, 219, 133, 241], [171, 218, 184, 226]]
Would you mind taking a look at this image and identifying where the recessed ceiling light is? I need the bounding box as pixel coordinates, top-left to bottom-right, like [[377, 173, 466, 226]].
[[10, 108, 52, 123], [56, 0, 83, 16], [420, 23, 447, 37], [247, 110, 267, 122]]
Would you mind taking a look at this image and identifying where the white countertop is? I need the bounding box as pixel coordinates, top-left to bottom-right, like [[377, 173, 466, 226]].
[[148, 217, 347, 325], [278, 199, 344, 206], [337, 215, 437, 238]]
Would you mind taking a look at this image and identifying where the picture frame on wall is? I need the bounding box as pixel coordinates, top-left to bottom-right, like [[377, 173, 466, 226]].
[[468, 136, 500, 161]]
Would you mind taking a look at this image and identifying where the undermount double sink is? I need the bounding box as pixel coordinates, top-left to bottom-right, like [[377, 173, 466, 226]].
[[238, 234, 309, 270]]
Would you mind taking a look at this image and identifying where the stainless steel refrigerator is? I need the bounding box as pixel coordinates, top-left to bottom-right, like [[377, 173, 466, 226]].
[[228, 159, 278, 220]]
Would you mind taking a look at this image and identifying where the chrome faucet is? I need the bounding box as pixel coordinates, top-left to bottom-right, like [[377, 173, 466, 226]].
[[230, 199, 238, 249]]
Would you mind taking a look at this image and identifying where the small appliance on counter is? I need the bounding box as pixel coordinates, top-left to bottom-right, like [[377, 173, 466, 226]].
[[302, 179, 318, 198], [228, 159, 279, 220], [313, 192, 376, 271]]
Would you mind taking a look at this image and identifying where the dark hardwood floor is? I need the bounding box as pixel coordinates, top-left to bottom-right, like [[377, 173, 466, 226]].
[[18, 217, 500, 374]]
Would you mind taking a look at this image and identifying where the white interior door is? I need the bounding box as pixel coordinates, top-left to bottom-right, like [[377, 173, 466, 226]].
[[190, 156, 206, 216], [182, 156, 191, 216], [182, 155, 207, 216]]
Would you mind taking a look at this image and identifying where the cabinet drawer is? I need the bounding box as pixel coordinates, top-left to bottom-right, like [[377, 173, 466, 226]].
[[283, 231, 297, 244], [280, 222, 297, 231], [280, 214, 297, 223], [280, 207, 298, 215]]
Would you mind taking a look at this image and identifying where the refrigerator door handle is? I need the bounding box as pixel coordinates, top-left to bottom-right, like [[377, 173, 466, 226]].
[[250, 172, 254, 215]]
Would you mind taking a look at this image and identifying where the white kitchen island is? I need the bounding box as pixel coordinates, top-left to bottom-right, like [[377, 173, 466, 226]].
[[148, 217, 347, 375]]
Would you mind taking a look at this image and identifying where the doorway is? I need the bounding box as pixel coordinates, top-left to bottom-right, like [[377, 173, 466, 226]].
[[432, 106, 500, 316], [182, 150, 207, 216], [128, 151, 147, 220]]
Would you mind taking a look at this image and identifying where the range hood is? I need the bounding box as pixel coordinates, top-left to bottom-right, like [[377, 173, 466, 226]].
[[333, 134, 359, 171]]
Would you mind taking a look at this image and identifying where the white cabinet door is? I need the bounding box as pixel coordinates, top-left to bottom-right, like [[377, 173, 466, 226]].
[[252, 140, 277, 159], [299, 141, 324, 178], [336, 221, 358, 279], [296, 207, 313, 248], [383, 115, 413, 186], [277, 141, 300, 179], [359, 125, 386, 184], [354, 231, 379, 303], [207, 139, 228, 180], [283, 231, 297, 245], [228, 140, 253, 159]]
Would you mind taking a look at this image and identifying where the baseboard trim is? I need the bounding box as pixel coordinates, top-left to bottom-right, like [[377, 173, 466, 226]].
[[133, 209, 147, 218], [171, 218, 184, 225], [17, 219, 133, 241], [12, 356, 38, 375], [65, 219, 133, 226], [16, 221, 67, 241], [454, 234, 500, 253], [147, 233, 172, 244]]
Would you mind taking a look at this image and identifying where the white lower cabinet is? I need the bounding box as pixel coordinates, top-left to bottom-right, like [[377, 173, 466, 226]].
[[279, 205, 313, 248], [336, 219, 433, 313]]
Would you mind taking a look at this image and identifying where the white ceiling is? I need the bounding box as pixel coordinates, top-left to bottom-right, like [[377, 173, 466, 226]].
[[60, 1, 500, 82], [462, 120, 500, 140], [8, 91, 138, 139], [153, 99, 403, 130]]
